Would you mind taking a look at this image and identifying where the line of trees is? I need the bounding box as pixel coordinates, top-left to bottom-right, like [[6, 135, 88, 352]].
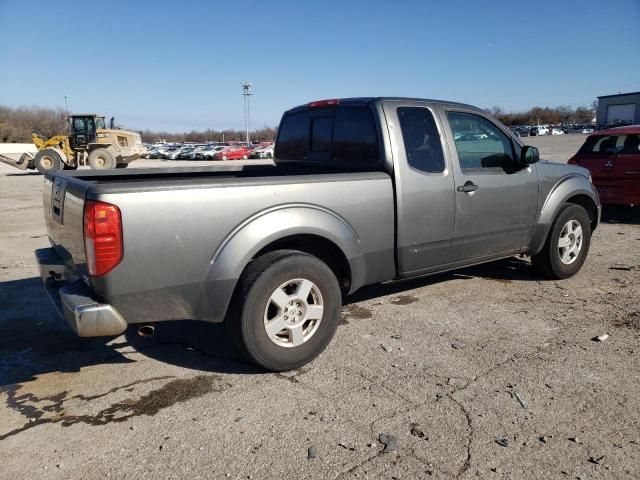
[[486, 104, 596, 126], [0, 106, 68, 143], [0, 105, 277, 144], [0, 103, 596, 144]]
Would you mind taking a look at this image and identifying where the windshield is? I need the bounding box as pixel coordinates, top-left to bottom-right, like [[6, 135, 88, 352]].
[[95, 117, 106, 129]]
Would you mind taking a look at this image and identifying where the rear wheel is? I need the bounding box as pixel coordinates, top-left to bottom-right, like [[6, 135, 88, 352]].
[[33, 149, 62, 173], [532, 204, 591, 279], [227, 250, 341, 371], [88, 148, 117, 169]]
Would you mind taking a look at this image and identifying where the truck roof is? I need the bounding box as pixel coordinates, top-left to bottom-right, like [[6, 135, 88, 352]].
[[285, 97, 479, 113]]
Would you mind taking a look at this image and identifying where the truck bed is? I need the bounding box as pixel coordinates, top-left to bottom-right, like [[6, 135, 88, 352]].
[[43, 164, 396, 325], [59, 164, 389, 193]]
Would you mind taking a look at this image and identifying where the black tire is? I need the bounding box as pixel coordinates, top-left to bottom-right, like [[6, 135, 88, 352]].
[[88, 148, 117, 169], [532, 204, 591, 279], [227, 250, 341, 371], [33, 149, 62, 173]]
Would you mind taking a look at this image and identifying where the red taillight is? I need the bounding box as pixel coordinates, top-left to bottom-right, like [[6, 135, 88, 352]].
[[308, 98, 340, 108], [568, 157, 580, 165], [83, 200, 123, 277]]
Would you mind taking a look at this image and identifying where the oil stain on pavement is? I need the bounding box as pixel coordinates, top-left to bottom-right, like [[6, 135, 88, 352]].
[[0, 374, 230, 441]]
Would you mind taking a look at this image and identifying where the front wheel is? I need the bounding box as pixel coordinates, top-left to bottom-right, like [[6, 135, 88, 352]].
[[228, 250, 341, 371], [33, 149, 63, 173], [532, 204, 592, 279]]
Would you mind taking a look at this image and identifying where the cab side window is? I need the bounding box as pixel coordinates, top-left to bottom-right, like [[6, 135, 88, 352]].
[[397, 107, 445, 173], [447, 112, 516, 171]]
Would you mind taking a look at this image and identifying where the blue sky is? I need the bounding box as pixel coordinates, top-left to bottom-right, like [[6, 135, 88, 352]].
[[1, 0, 638, 132]]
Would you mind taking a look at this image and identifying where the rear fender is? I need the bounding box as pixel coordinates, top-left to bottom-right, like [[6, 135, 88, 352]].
[[529, 174, 600, 254], [201, 204, 365, 321]]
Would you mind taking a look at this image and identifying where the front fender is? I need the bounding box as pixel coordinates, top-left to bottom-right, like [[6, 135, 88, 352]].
[[49, 147, 69, 165], [200, 204, 365, 322], [529, 173, 600, 254]]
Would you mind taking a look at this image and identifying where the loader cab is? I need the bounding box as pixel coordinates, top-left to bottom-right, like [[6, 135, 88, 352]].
[[69, 114, 105, 150]]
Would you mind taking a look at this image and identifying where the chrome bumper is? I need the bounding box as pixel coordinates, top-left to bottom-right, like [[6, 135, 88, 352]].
[[35, 248, 127, 337]]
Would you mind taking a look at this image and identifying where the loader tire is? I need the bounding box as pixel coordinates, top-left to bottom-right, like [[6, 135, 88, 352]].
[[34, 149, 62, 173], [88, 148, 117, 169]]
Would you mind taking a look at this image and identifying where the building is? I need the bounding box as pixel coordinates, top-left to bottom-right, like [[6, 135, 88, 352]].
[[596, 91, 640, 130]]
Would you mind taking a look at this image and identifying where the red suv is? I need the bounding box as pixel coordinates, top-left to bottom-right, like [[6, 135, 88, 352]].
[[213, 146, 250, 161], [569, 125, 640, 206]]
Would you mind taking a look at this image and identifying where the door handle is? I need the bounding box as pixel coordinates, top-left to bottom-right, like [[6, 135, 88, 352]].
[[457, 181, 479, 193]]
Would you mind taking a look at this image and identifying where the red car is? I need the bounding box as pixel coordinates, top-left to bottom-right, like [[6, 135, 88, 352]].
[[569, 125, 640, 206], [213, 146, 250, 161]]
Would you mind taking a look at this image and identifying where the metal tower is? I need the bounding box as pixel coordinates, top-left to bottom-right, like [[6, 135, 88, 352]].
[[241, 82, 253, 144]]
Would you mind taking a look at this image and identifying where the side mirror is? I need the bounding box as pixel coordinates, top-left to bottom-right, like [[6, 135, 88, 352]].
[[520, 145, 539, 165]]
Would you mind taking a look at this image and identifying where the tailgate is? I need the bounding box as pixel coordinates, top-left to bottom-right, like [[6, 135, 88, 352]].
[[43, 174, 90, 279]]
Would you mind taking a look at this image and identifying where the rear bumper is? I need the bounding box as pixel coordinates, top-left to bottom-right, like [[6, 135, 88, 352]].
[[35, 248, 128, 337]]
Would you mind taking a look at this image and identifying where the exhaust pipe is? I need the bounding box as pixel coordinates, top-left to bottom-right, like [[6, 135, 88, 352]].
[[137, 325, 155, 337]]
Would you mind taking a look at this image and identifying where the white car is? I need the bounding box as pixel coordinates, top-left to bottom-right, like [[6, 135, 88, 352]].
[[250, 144, 274, 159], [551, 128, 565, 135], [202, 146, 228, 159], [531, 126, 549, 136]]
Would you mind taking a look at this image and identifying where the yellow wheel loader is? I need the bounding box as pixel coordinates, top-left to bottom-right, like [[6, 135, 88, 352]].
[[0, 114, 146, 173]]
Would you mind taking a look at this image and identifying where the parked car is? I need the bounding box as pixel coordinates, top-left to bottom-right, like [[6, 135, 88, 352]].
[[509, 126, 529, 138], [186, 145, 211, 160], [568, 125, 640, 206], [36, 97, 600, 371], [202, 146, 229, 159], [551, 128, 565, 135], [249, 144, 274, 158], [156, 146, 179, 159], [529, 126, 549, 136], [213, 146, 250, 160]]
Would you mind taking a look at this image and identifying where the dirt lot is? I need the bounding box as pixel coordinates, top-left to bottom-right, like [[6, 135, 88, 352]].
[[0, 136, 639, 479]]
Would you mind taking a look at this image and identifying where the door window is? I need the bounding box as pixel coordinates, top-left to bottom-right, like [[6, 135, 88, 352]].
[[397, 107, 445, 173], [447, 112, 516, 171], [621, 135, 640, 155], [73, 117, 87, 133]]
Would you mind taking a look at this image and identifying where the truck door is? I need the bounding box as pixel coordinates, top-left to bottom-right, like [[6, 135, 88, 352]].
[[438, 107, 539, 262], [70, 116, 97, 150], [382, 101, 455, 275]]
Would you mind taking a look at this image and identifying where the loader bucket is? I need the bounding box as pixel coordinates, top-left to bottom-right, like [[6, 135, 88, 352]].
[[0, 152, 34, 170]]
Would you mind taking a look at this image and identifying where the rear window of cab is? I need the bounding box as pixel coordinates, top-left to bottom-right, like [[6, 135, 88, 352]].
[[275, 106, 379, 164]]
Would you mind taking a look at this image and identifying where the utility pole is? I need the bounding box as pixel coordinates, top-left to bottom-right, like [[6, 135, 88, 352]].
[[64, 95, 70, 133], [241, 82, 252, 144]]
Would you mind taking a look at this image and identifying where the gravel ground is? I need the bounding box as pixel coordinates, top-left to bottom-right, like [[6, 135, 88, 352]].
[[0, 136, 639, 479]]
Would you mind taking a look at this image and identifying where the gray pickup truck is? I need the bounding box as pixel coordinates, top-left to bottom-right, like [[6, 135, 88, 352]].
[[36, 97, 601, 371]]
